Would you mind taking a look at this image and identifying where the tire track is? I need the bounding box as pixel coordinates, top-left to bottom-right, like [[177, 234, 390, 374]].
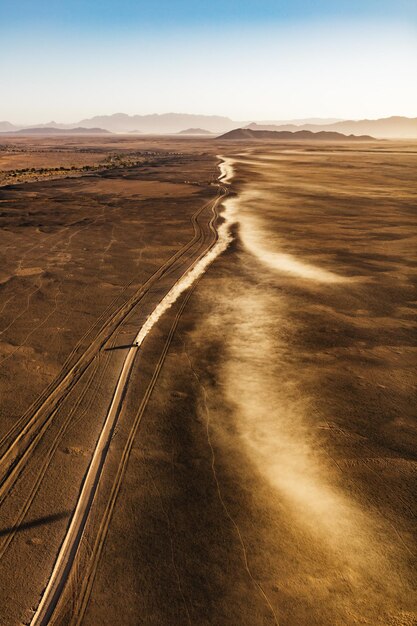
[[0, 356, 100, 558], [0, 192, 217, 493], [30, 177, 228, 626], [69, 287, 197, 626]]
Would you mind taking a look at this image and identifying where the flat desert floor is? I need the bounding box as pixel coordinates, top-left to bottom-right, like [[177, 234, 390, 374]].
[[0, 136, 416, 625]]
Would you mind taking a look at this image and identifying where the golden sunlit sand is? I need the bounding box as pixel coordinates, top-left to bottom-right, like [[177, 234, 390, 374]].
[[0, 135, 415, 625]]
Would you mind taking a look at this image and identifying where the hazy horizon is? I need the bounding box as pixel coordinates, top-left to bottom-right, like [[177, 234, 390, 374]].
[[2, 112, 416, 129], [2, 1, 417, 125]]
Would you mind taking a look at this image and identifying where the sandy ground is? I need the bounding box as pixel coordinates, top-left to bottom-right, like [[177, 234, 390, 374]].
[[0, 137, 219, 623], [79, 143, 416, 626], [0, 138, 416, 625], [0, 141, 216, 437]]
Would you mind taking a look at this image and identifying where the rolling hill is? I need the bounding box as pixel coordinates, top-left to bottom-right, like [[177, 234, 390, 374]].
[[218, 128, 374, 141], [177, 128, 213, 135], [1, 115, 415, 138]]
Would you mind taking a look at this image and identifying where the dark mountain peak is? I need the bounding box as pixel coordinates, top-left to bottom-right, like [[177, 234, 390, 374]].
[[218, 128, 374, 141], [177, 128, 213, 135]]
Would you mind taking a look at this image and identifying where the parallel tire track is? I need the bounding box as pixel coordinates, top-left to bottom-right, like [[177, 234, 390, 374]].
[[69, 187, 227, 623], [0, 307, 133, 558], [0, 193, 218, 505], [0, 194, 212, 454], [0, 358, 100, 559], [70, 286, 197, 626], [30, 179, 228, 625]]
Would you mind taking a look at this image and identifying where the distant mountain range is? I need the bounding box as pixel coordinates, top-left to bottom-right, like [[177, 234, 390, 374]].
[[218, 129, 374, 141], [2, 126, 111, 135], [77, 113, 235, 134], [1, 114, 416, 138], [0, 121, 17, 132], [245, 117, 417, 139], [255, 117, 343, 126]]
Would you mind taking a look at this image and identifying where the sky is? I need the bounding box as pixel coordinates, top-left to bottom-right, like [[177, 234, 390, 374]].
[[1, 0, 417, 124]]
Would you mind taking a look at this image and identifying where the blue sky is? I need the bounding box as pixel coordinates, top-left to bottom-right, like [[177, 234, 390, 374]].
[[1, 1, 416, 123], [3, 0, 417, 28]]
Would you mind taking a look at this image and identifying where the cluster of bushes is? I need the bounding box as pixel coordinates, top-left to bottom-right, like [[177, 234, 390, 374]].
[[3, 155, 151, 182]]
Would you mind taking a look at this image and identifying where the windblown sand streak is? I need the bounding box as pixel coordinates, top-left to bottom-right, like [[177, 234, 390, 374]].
[[224, 190, 346, 283], [217, 155, 235, 185]]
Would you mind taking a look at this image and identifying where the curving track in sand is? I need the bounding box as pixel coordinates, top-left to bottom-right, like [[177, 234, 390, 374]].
[[0, 190, 222, 505], [26, 170, 231, 624]]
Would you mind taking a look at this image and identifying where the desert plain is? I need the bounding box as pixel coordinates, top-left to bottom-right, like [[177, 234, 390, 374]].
[[0, 134, 416, 625]]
